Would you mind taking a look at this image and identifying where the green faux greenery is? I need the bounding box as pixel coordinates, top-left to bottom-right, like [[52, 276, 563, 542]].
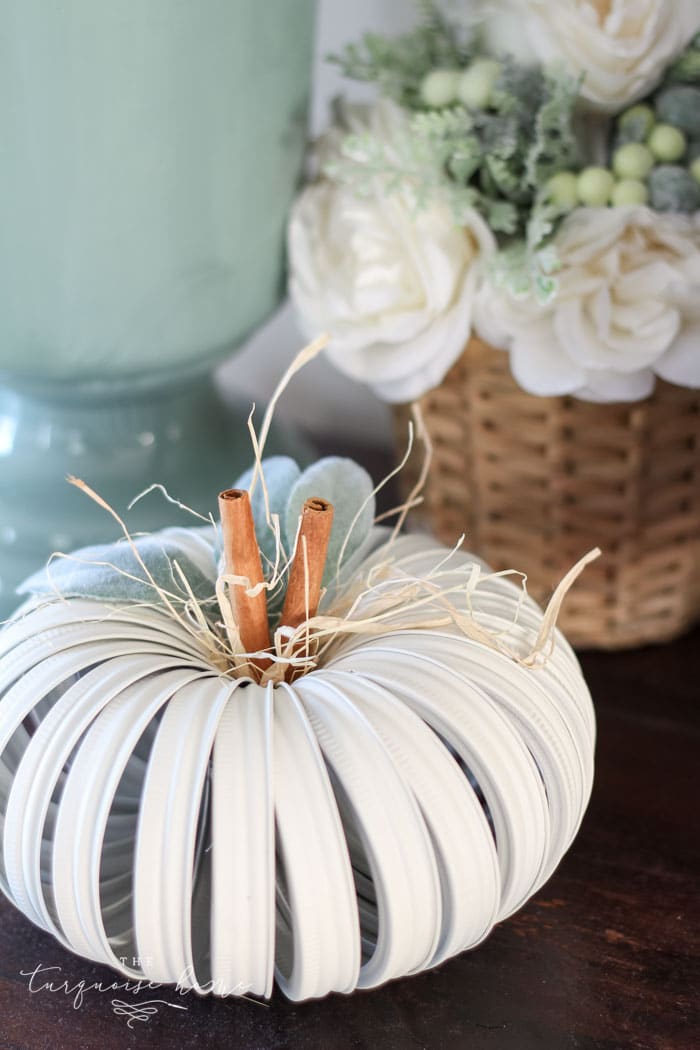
[[331, 72, 581, 233], [327, 3, 582, 301], [664, 34, 700, 86], [329, 2, 474, 110], [609, 36, 700, 213]]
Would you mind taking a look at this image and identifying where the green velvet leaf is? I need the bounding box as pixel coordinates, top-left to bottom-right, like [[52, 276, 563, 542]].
[[18, 456, 378, 617], [18, 526, 218, 606], [233, 456, 301, 569], [284, 457, 376, 586]]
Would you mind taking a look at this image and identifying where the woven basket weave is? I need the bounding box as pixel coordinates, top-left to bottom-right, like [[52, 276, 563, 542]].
[[394, 337, 700, 649]]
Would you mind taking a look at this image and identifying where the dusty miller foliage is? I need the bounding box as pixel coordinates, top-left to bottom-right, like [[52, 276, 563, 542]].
[[328, 2, 583, 302], [330, 1, 475, 109]]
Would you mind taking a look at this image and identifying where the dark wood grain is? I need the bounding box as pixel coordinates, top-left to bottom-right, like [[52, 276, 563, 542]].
[[0, 443, 697, 1050]]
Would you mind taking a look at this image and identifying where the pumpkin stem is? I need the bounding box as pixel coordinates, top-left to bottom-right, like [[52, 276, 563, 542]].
[[281, 497, 334, 630], [218, 488, 271, 671]]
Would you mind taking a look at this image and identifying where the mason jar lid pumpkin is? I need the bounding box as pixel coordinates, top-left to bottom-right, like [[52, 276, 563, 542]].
[[0, 344, 598, 1001], [288, 5, 700, 649]]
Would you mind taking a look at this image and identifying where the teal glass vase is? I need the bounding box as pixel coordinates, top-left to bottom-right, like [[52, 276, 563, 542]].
[[0, 0, 315, 615]]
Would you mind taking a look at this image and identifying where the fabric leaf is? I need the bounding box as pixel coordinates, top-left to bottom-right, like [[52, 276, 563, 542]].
[[284, 457, 376, 585], [18, 526, 219, 606], [233, 456, 302, 569]]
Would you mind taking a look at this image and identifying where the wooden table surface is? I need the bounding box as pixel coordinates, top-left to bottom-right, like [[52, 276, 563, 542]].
[[0, 437, 697, 1050]]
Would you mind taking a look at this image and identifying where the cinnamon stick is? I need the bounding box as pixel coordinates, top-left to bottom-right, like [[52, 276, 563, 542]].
[[218, 489, 271, 663], [280, 497, 334, 629]]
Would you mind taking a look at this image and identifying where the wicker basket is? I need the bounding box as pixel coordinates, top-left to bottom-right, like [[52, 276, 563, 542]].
[[394, 337, 700, 649]]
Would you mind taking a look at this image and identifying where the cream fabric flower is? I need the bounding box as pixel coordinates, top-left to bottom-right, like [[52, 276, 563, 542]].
[[287, 100, 496, 404], [481, 0, 700, 113], [474, 207, 700, 402]]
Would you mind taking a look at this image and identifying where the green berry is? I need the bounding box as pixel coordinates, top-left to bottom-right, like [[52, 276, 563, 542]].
[[613, 142, 654, 180], [544, 171, 579, 210], [648, 165, 700, 213], [457, 59, 501, 110], [420, 68, 460, 108], [611, 179, 649, 206], [576, 167, 615, 207], [618, 104, 656, 142], [648, 124, 687, 163], [691, 157, 700, 185]]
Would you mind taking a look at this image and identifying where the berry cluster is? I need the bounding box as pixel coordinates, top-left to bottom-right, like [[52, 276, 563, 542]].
[[419, 59, 502, 111], [545, 87, 700, 214]]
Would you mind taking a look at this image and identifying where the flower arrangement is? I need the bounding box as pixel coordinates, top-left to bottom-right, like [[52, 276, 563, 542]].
[[288, 1, 700, 404]]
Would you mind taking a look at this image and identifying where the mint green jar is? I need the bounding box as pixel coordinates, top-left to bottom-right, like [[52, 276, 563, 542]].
[[0, 1, 315, 613]]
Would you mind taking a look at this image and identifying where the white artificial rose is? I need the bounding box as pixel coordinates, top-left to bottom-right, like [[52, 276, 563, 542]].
[[474, 207, 700, 402], [287, 100, 496, 404], [481, 0, 700, 113]]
